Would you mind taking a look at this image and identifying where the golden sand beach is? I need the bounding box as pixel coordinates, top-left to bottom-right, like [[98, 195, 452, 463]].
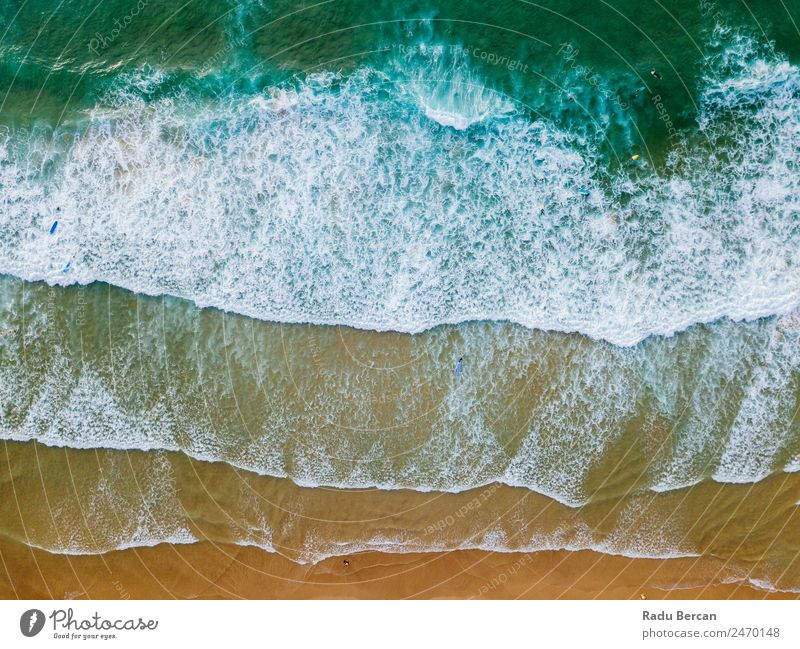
[[2, 534, 797, 600]]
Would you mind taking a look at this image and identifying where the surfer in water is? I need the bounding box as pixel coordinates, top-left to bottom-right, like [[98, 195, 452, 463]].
[[455, 357, 463, 378], [650, 68, 662, 80]]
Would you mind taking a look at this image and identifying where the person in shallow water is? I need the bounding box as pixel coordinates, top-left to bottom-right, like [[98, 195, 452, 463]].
[[455, 357, 463, 377]]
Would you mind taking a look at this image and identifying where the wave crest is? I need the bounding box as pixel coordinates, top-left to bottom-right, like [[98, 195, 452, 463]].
[[1, 48, 799, 345]]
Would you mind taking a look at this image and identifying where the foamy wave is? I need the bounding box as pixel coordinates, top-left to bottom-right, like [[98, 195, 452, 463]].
[[15, 451, 197, 555], [1, 45, 800, 345], [12, 495, 794, 595], [399, 43, 515, 129], [2, 298, 798, 508]]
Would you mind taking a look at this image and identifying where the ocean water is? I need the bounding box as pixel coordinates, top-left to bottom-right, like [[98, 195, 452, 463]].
[[1, 0, 800, 592]]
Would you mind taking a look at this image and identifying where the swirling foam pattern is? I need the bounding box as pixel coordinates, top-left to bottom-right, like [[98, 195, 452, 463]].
[[1, 45, 799, 346]]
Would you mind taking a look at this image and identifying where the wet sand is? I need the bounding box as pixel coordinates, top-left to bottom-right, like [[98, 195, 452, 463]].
[[1, 534, 796, 600], [2, 439, 800, 598]]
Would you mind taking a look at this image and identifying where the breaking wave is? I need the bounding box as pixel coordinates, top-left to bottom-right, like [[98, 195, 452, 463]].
[[0, 43, 799, 346]]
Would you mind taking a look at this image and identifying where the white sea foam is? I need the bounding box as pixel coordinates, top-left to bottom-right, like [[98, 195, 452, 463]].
[[21, 450, 197, 555], [1, 43, 799, 346], [713, 341, 800, 483], [11, 482, 795, 591], [1, 326, 795, 587], [1, 40, 799, 523], [399, 43, 514, 130], [2, 314, 798, 509]]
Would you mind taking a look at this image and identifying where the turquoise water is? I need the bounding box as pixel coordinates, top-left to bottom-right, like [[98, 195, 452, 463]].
[[2, 1, 799, 142], [2, 1, 800, 343], [1, 1, 800, 585]]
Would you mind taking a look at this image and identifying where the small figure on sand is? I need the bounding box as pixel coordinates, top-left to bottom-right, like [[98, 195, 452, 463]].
[[455, 357, 463, 378], [343, 559, 350, 567]]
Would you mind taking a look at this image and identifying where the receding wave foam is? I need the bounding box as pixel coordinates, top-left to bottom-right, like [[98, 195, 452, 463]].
[[2, 275, 799, 508], [4, 440, 795, 594], [1, 44, 800, 345], [399, 43, 515, 130]]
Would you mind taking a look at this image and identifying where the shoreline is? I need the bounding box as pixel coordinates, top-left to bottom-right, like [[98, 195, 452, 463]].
[[1, 535, 796, 600]]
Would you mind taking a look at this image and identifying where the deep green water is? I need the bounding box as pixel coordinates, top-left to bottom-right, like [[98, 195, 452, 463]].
[[2, 1, 799, 152]]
